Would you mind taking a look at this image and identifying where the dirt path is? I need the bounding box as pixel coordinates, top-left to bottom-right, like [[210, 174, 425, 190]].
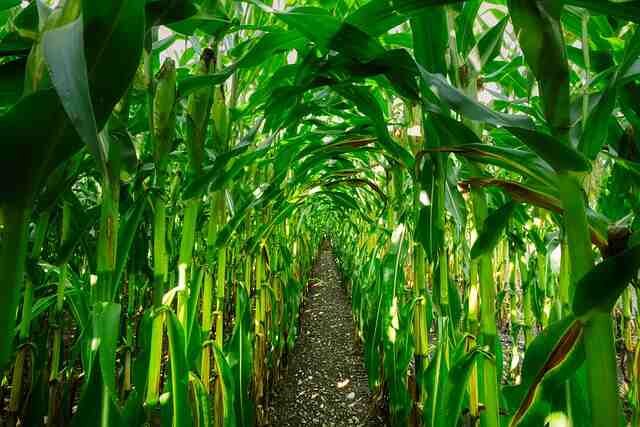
[[267, 242, 386, 427]]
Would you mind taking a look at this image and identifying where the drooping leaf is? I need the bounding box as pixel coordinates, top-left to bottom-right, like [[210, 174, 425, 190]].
[[504, 317, 585, 426], [461, 177, 609, 251], [418, 67, 535, 129], [430, 143, 558, 188], [0, 0, 145, 205], [333, 83, 414, 167], [508, 0, 570, 137], [579, 28, 640, 159], [565, 0, 640, 23], [573, 244, 640, 318], [43, 13, 104, 173], [506, 127, 592, 173], [474, 15, 508, 70], [470, 201, 516, 259]]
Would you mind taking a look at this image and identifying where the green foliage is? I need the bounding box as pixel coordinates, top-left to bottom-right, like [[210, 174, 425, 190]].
[[1, 1, 639, 426]]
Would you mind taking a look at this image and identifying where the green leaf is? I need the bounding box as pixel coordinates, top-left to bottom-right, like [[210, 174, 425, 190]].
[[579, 28, 640, 159], [188, 374, 213, 427], [42, 14, 104, 173], [167, 9, 230, 38], [504, 317, 585, 426], [182, 142, 252, 198], [435, 341, 493, 427], [213, 345, 238, 427], [573, 244, 640, 318], [565, 0, 640, 23], [177, 69, 233, 100], [411, 6, 448, 76], [508, 0, 570, 136], [112, 195, 147, 297], [474, 15, 508, 69], [176, 30, 307, 101], [418, 67, 535, 129], [330, 21, 386, 63], [431, 143, 558, 188], [56, 204, 100, 265], [272, 6, 386, 62], [0, 31, 33, 57], [0, 0, 145, 205], [506, 127, 592, 173], [94, 302, 122, 395], [224, 285, 254, 425], [470, 201, 516, 259], [358, 49, 421, 101], [333, 84, 414, 167], [165, 309, 192, 427], [346, 0, 466, 37], [0, 57, 25, 107], [84, 0, 146, 128], [236, 30, 305, 68], [456, 0, 481, 58], [145, 0, 198, 26], [430, 113, 482, 145], [444, 161, 467, 233], [0, 0, 19, 11]]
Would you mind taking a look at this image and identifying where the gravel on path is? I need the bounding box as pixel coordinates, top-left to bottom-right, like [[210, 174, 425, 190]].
[[267, 242, 387, 427]]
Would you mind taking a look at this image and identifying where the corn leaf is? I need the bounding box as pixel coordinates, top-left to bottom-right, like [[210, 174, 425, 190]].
[[94, 302, 121, 396], [565, 0, 640, 23], [470, 201, 517, 259], [165, 309, 193, 427], [0, 0, 19, 11], [212, 345, 239, 427], [579, 28, 640, 159], [508, 0, 570, 136], [419, 67, 535, 129], [504, 317, 585, 426], [506, 127, 592, 173], [435, 341, 493, 427], [42, 13, 104, 175], [573, 244, 640, 318]]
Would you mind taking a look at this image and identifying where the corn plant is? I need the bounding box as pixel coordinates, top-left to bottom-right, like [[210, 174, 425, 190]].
[[1, 0, 640, 426]]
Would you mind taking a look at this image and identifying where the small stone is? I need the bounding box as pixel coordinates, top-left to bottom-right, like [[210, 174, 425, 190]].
[[346, 392, 355, 400], [337, 379, 350, 389]]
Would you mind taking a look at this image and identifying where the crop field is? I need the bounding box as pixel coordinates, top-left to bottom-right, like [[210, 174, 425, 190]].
[[0, 0, 639, 426]]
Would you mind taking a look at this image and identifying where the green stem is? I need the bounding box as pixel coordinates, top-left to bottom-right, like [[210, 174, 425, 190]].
[[559, 173, 620, 426], [95, 142, 121, 427], [177, 198, 200, 327], [8, 208, 44, 426], [96, 174, 119, 303], [0, 203, 30, 370], [471, 190, 500, 427], [215, 246, 226, 348]]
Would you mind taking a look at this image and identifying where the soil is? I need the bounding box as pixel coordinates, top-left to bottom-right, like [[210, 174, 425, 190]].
[[266, 242, 387, 427]]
